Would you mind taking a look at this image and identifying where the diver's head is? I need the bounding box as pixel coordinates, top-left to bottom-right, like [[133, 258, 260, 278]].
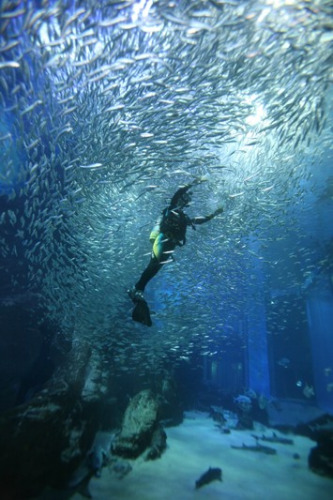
[[179, 191, 192, 208]]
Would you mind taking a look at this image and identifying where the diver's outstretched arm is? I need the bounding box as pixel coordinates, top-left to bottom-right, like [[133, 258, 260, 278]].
[[192, 206, 223, 225]]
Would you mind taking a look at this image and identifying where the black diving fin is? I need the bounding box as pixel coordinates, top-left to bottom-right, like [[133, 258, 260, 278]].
[[132, 299, 152, 327]]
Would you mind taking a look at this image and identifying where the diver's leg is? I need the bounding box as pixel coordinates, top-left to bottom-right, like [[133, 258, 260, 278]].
[[133, 233, 165, 293], [129, 235, 176, 303], [135, 256, 162, 292], [129, 236, 176, 325]]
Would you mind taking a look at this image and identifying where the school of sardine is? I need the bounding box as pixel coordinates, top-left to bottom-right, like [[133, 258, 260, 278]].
[[0, 0, 332, 376]]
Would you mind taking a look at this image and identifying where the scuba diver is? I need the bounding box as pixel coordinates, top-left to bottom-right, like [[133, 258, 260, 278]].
[[128, 179, 223, 326]]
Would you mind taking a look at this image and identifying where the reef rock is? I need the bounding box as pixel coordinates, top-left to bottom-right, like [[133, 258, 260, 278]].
[[309, 437, 333, 479], [0, 341, 105, 499], [296, 413, 333, 479], [112, 389, 160, 458], [145, 425, 167, 460]]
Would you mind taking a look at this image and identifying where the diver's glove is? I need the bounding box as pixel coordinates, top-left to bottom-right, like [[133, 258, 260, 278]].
[[181, 177, 207, 193], [191, 176, 208, 187]]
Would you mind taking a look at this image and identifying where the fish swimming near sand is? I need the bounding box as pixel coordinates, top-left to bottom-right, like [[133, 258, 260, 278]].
[[252, 432, 294, 445], [231, 441, 277, 455], [195, 467, 222, 489]]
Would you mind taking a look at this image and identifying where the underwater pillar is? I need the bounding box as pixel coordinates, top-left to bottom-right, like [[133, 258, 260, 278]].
[[306, 294, 333, 413], [245, 236, 270, 397], [246, 304, 270, 398]]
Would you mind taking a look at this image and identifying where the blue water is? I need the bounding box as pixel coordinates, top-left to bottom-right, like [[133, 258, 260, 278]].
[[0, 1, 332, 497]]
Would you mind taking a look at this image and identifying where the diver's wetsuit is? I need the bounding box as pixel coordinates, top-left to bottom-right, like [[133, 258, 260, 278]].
[[135, 184, 219, 292]]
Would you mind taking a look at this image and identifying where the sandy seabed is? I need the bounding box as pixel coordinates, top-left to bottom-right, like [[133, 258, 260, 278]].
[[73, 411, 332, 500]]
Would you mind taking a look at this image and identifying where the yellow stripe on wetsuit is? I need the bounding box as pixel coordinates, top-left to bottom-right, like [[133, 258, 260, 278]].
[[150, 231, 164, 260]]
